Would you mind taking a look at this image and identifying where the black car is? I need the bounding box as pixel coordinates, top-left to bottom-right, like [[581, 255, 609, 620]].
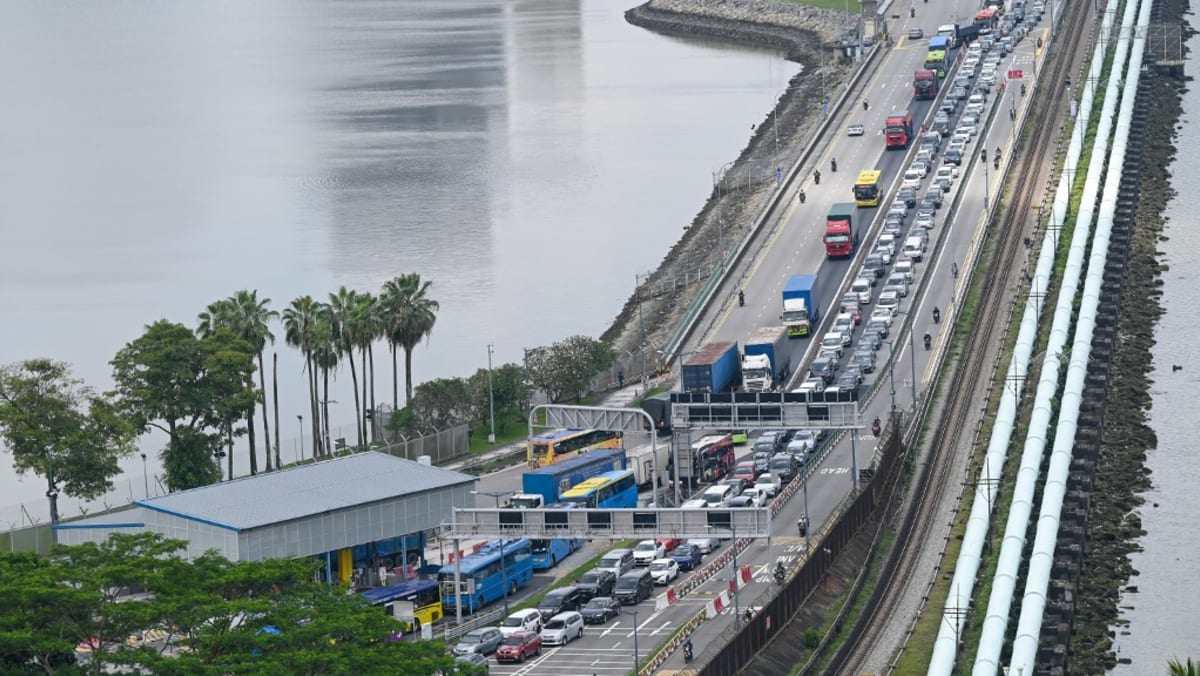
[[944, 148, 964, 165], [898, 187, 918, 208], [924, 187, 944, 207], [580, 596, 621, 624], [866, 319, 890, 339], [835, 372, 860, 392], [864, 253, 887, 278], [843, 363, 864, 385], [810, 355, 838, 384], [852, 348, 876, 373], [537, 585, 586, 620], [577, 570, 616, 600], [916, 201, 937, 220], [859, 327, 883, 352]]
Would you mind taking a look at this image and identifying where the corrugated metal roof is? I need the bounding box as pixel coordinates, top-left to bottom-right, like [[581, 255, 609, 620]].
[[134, 452, 473, 531]]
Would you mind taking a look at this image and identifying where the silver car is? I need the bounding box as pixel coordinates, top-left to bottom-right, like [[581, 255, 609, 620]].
[[453, 627, 504, 656], [540, 611, 585, 646]]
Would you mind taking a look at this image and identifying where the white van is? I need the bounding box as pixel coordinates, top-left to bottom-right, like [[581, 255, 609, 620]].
[[902, 236, 925, 262], [851, 277, 872, 305], [701, 484, 734, 508], [596, 548, 635, 577]]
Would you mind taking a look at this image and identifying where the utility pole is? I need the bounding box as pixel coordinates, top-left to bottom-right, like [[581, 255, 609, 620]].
[[487, 343, 496, 444]]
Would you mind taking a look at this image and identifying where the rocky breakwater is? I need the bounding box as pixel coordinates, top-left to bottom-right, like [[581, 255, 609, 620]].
[[625, 0, 850, 62], [600, 1, 854, 379]]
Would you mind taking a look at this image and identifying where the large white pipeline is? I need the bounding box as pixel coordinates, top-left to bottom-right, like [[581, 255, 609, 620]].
[[924, 1, 1120, 671], [971, 0, 1142, 671], [1007, 0, 1153, 669]]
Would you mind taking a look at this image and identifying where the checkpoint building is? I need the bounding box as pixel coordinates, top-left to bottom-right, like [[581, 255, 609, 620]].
[[54, 451, 475, 585]]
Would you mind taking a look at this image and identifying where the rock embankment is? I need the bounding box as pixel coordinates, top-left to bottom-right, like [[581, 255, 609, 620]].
[[625, 0, 851, 62], [600, 1, 854, 375]]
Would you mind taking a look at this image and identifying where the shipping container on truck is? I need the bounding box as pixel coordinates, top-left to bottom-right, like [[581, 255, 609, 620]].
[[516, 448, 628, 508], [885, 110, 915, 149], [913, 69, 939, 100], [681, 341, 740, 393], [823, 202, 859, 257], [781, 274, 821, 337], [741, 326, 790, 392]]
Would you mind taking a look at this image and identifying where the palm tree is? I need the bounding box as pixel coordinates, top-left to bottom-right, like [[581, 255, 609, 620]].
[[282, 296, 323, 459], [310, 316, 340, 456], [352, 291, 381, 444], [226, 290, 278, 472], [196, 298, 258, 476], [1169, 658, 1200, 676], [328, 286, 364, 448], [381, 274, 440, 405]]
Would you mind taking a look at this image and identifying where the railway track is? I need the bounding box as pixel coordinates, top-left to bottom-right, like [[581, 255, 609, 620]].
[[829, 4, 1099, 673]]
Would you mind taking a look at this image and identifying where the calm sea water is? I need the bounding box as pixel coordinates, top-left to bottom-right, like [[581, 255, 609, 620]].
[[1109, 50, 1200, 668], [0, 0, 798, 521]]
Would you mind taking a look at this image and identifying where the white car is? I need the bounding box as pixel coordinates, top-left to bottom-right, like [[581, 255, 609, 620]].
[[834, 313, 855, 336], [901, 168, 923, 189], [877, 290, 900, 314], [541, 611, 584, 646], [633, 539, 666, 566], [870, 307, 895, 327], [847, 123, 866, 136], [910, 159, 930, 177], [878, 232, 898, 255], [688, 537, 718, 554], [894, 259, 915, 284], [680, 498, 708, 509], [820, 332, 845, 357], [851, 277, 873, 305], [649, 558, 679, 585], [935, 165, 958, 184], [754, 473, 782, 498], [499, 608, 544, 637]]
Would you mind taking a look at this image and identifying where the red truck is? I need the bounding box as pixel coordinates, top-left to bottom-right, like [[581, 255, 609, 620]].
[[913, 70, 938, 100], [823, 202, 858, 257], [885, 110, 915, 149]]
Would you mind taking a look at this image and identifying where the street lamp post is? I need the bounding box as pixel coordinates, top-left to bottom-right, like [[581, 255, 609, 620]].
[[297, 415, 304, 460], [624, 609, 641, 672], [802, 468, 811, 557], [472, 490, 513, 615], [981, 148, 991, 211], [140, 453, 149, 499], [729, 522, 742, 627], [487, 344, 496, 444]]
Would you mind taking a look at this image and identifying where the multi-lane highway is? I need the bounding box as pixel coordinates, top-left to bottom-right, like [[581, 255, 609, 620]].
[[456, 3, 1051, 672]]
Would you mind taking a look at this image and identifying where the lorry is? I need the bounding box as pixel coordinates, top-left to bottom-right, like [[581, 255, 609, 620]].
[[513, 448, 628, 508], [640, 392, 672, 436], [742, 326, 790, 392], [626, 442, 673, 489], [913, 69, 939, 100], [823, 203, 859, 258], [781, 274, 821, 338], [681, 341, 740, 393], [885, 110, 915, 149], [936, 23, 960, 48]]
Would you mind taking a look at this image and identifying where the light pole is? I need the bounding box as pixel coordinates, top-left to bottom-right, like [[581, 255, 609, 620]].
[[297, 415, 304, 460], [140, 453, 149, 499], [802, 467, 811, 557], [624, 608, 641, 672], [981, 148, 991, 211], [487, 343, 496, 444], [895, 312, 919, 406], [472, 490, 512, 615]]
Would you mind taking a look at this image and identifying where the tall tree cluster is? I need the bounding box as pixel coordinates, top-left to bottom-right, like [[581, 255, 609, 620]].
[[0, 533, 482, 675]]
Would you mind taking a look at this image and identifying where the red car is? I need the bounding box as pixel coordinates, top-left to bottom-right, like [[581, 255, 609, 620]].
[[656, 537, 682, 552], [496, 631, 542, 663], [733, 460, 759, 484]]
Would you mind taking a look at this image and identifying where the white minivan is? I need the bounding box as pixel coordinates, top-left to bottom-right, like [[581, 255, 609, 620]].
[[902, 236, 925, 262], [851, 277, 873, 305], [701, 484, 735, 508]]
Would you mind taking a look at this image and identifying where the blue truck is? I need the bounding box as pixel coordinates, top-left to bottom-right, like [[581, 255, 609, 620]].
[[511, 448, 628, 508], [681, 341, 740, 393], [741, 326, 790, 392], [781, 274, 821, 338]]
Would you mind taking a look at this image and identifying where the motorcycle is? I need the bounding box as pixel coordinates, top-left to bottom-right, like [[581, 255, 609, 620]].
[[774, 563, 786, 584], [683, 640, 694, 662], [830, 158, 838, 173], [932, 307, 941, 324], [738, 290, 745, 307], [814, 169, 821, 185], [924, 333, 932, 350], [871, 417, 881, 437]]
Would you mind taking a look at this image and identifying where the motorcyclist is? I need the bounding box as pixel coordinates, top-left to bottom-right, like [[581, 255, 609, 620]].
[[831, 157, 838, 173], [684, 638, 694, 662], [798, 514, 809, 537], [924, 332, 932, 350], [1021, 83, 1028, 96], [798, 188, 807, 204], [814, 169, 821, 185], [933, 306, 941, 324], [774, 561, 786, 582], [872, 416, 881, 437], [910, 6, 916, 17], [738, 290, 745, 307], [951, 262, 959, 278], [863, 99, 869, 111], [996, 146, 1002, 162]]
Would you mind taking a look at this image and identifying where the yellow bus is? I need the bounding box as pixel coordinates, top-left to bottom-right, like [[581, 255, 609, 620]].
[[528, 428, 623, 467], [854, 170, 882, 207], [362, 579, 443, 632]]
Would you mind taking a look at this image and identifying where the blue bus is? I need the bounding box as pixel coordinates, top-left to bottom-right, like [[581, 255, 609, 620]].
[[515, 447, 628, 507], [438, 539, 534, 614], [530, 503, 582, 570], [559, 469, 638, 509]]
